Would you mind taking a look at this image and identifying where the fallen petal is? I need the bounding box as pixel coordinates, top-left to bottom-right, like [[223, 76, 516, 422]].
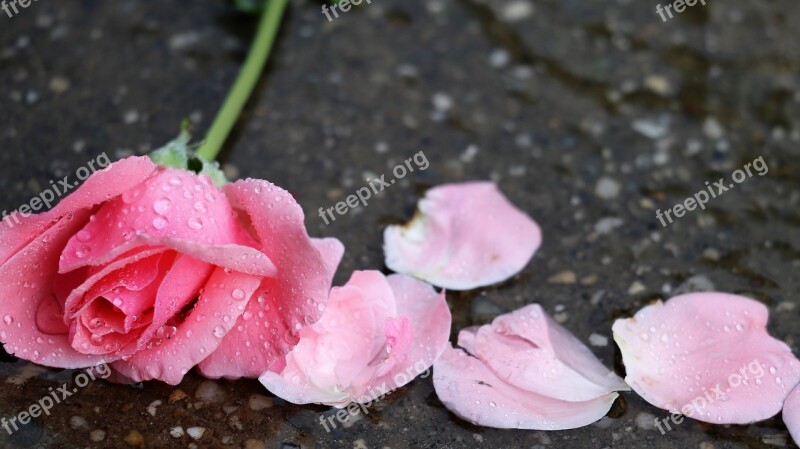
[[613, 292, 800, 424], [433, 345, 620, 430], [384, 181, 541, 290]]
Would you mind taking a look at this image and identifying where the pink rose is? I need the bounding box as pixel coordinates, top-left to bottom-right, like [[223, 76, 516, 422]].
[[0, 156, 343, 385]]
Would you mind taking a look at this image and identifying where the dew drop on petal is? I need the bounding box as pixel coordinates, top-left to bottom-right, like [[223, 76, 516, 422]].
[[213, 326, 226, 338], [153, 198, 172, 215], [232, 289, 246, 301], [187, 217, 203, 230], [153, 216, 169, 230]]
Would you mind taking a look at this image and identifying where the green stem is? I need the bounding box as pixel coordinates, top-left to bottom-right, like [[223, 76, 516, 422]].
[[196, 0, 289, 161]]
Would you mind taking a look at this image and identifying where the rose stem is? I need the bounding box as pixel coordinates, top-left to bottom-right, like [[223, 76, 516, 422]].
[[195, 0, 289, 162]]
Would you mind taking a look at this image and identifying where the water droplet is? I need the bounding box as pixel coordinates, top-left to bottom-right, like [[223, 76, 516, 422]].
[[723, 325, 731, 332], [213, 326, 226, 338], [243, 311, 253, 321], [770, 366, 777, 375], [90, 318, 104, 329], [112, 298, 123, 307], [169, 176, 182, 186], [660, 334, 669, 343], [187, 217, 203, 230], [76, 230, 92, 242], [153, 198, 172, 215], [152, 216, 169, 230], [489, 401, 497, 408], [193, 201, 207, 213], [735, 323, 744, 332], [639, 332, 650, 342], [232, 288, 246, 301], [75, 245, 90, 258], [2, 315, 13, 326], [90, 334, 105, 345]]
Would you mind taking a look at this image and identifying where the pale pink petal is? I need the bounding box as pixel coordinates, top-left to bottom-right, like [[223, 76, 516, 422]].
[[783, 384, 800, 445], [384, 182, 541, 290], [369, 274, 451, 392], [59, 168, 275, 277], [260, 271, 450, 407], [112, 268, 262, 385], [259, 271, 395, 405], [433, 345, 620, 430], [612, 292, 800, 424], [472, 305, 628, 402], [197, 179, 343, 379], [0, 209, 109, 368]]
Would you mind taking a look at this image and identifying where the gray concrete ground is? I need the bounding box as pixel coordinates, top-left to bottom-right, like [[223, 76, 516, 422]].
[[1, 0, 800, 447]]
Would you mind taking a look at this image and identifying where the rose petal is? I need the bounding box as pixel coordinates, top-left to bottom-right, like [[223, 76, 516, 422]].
[[259, 271, 451, 407], [433, 345, 620, 430], [59, 168, 275, 277], [197, 179, 343, 379], [612, 292, 800, 424], [472, 304, 628, 402], [0, 156, 157, 266], [112, 267, 262, 385], [383, 181, 541, 290], [0, 209, 109, 368], [783, 384, 800, 445]]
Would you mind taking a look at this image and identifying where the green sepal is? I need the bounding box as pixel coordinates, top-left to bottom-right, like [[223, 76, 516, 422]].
[[148, 122, 229, 187]]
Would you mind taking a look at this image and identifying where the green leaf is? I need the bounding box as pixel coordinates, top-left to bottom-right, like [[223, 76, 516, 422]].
[[149, 123, 229, 187], [148, 124, 191, 169]]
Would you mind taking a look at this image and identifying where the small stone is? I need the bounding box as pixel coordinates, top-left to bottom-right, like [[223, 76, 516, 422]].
[[69, 415, 89, 430], [248, 394, 274, 411], [489, 49, 510, 68], [628, 281, 646, 295], [580, 274, 598, 286], [223, 405, 240, 414], [89, 429, 106, 442], [501, 0, 534, 21], [48, 76, 70, 94], [123, 109, 139, 125], [195, 380, 226, 403], [548, 270, 576, 284], [703, 117, 725, 140], [701, 248, 720, 261], [186, 427, 206, 440], [553, 312, 568, 324], [644, 75, 671, 95], [595, 177, 621, 199], [672, 275, 715, 296], [432, 92, 453, 112], [353, 439, 368, 449], [589, 333, 609, 347], [124, 430, 145, 447], [777, 301, 797, 313], [169, 389, 188, 403], [170, 427, 185, 438], [594, 217, 624, 234], [635, 412, 657, 431], [245, 439, 267, 449], [146, 400, 162, 417]]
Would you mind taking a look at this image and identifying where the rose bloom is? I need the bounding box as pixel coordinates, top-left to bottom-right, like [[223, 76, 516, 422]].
[[0, 156, 343, 384]]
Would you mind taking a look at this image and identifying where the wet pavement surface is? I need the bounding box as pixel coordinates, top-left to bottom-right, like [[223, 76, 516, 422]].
[[2, 0, 800, 447]]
